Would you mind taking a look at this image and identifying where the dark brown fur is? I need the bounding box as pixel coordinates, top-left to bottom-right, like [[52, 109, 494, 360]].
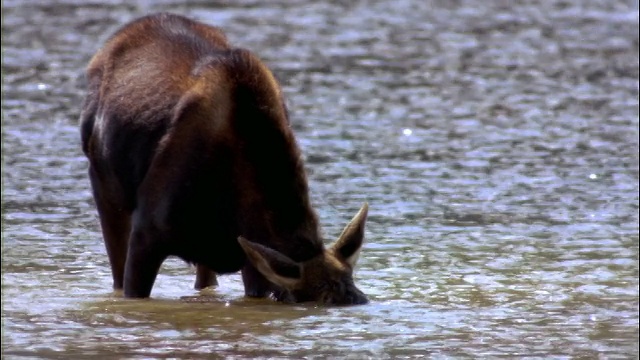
[[80, 13, 368, 305]]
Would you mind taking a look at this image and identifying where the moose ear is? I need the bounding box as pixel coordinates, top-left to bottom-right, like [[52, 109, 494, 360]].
[[237, 237, 302, 289], [331, 203, 368, 268]]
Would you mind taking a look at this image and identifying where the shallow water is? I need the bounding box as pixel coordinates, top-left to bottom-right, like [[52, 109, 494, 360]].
[[2, 0, 639, 358]]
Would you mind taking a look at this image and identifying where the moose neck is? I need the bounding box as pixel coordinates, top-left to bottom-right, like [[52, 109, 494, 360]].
[[230, 82, 323, 263]]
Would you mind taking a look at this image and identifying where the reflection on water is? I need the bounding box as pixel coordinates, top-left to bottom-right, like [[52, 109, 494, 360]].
[[2, 0, 638, 358]]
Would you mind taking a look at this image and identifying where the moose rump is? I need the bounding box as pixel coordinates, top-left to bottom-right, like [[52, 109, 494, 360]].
[[80, 13, 369, 305]]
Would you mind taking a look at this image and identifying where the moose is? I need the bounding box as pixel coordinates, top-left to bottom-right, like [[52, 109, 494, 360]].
[[79, 13, 369, 305]]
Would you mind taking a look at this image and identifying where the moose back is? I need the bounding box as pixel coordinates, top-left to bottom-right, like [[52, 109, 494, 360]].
[[80, 13, 369, 305]]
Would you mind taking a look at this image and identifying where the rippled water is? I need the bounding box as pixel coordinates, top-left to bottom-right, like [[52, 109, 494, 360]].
[[2, 0, 639, 358]]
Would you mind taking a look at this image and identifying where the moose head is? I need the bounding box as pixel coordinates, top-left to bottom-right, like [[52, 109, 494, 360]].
[[238, 203, 369, 305]]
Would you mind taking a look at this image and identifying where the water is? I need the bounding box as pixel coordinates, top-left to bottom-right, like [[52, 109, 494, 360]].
[[2, 0, 638, 358]]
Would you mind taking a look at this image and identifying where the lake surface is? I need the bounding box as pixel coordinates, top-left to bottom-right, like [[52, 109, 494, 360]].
[[2, 0, 638, 358]]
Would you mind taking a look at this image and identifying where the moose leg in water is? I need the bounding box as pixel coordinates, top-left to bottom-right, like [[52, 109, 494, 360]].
[[195, 264, 217, 290], [87, 166, 131, 291], [241, 263, 272, 298]]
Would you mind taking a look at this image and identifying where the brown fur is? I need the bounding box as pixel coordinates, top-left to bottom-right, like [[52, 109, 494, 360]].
[[80, 13, 368, 305]]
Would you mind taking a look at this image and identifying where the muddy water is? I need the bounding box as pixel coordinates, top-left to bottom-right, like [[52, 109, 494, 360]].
[[2, 0, 638, 358]]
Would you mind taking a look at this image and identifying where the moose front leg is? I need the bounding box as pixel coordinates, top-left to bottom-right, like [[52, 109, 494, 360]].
[[241, 262, 272, 298]]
